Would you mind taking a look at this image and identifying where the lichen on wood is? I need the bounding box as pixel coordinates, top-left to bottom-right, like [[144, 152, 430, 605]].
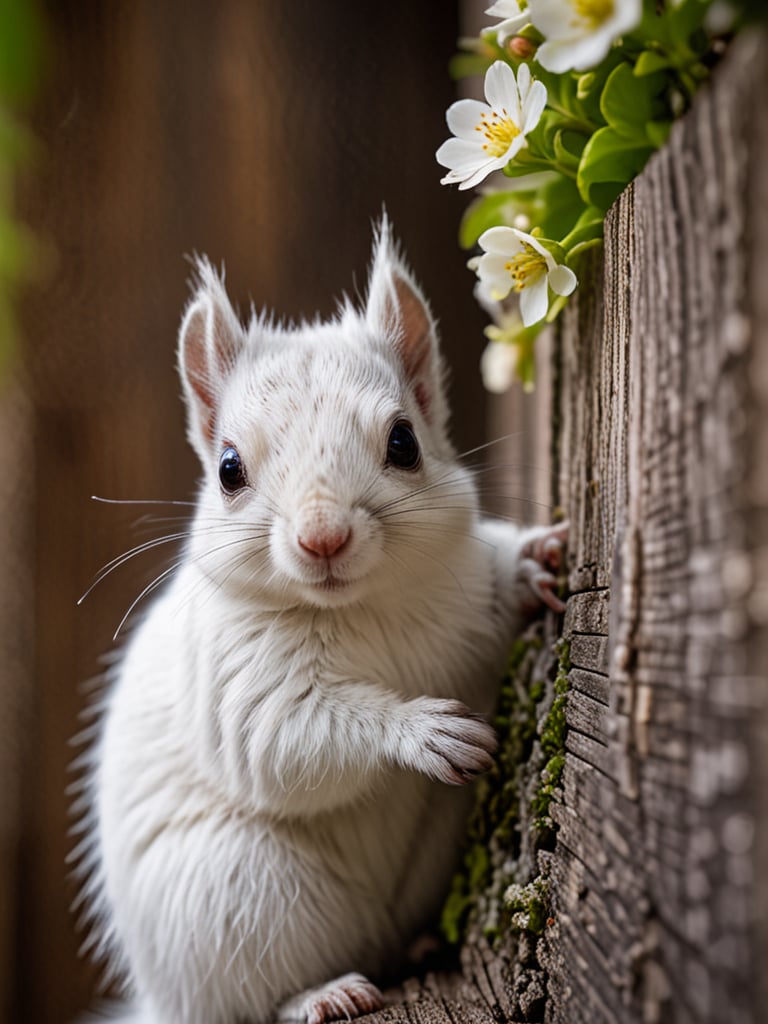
[[440, 619, 570, 954]]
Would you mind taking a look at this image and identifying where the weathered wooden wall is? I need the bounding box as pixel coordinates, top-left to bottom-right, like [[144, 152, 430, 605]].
[[545, 29, 768, 1023], [355, 26, 768, 1024]]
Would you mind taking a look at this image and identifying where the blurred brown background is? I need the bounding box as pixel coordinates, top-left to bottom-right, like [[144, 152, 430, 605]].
[[2, 2, 494, 1021]]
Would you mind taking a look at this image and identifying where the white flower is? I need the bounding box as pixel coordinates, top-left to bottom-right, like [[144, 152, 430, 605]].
[[472, 226, 577, 326], [483, 0, 529, 44], [481, 337, 519, 393], [436, 61, 547, 191], [529, 0, 642, 73]]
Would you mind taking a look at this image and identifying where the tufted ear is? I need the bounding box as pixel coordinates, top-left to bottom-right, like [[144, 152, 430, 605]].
[[365, 218, 442, 422], [178, 258, 245, 461]]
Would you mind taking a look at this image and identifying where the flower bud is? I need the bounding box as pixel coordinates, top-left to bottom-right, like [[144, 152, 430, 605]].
[[507, 36, 537, 60]]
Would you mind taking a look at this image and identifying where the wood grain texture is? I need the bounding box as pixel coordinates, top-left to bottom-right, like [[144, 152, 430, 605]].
[[359, 27, 768, 1024], [544, 29, 768, 1024]]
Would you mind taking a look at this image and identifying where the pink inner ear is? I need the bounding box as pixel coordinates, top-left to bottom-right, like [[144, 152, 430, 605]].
[[183, 307, 218, 443], [392, 278, 433, 421]]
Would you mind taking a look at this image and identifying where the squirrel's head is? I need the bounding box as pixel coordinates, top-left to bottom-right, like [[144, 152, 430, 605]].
[[178, 217, 476, 609]]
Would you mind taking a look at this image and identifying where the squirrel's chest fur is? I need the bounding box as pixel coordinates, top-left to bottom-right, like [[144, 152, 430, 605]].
[[100, 541, 502, 825], [94, 547, 506, 1004]]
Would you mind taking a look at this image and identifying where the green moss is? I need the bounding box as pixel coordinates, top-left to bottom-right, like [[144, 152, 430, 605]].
[[504, 877, 550, 937], [439, 631, 572, 947], [440, 626, 547, 945], [532, 640, 571, 834]]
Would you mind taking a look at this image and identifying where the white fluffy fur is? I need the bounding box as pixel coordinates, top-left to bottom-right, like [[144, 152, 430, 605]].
[[75, 220, 562, 1024]]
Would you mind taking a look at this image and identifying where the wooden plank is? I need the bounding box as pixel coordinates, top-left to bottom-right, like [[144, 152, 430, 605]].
[[542, 29, 768, 1024]]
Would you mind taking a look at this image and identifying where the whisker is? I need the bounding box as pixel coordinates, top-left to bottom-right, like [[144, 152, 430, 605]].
[[217, 541, 271, 591], [78, 522, 270, 605], [78, 532, 195, 605], [110, 532, 272, 636], [386, 521, 499, 551], [390, 536, 474, 610], [453, 431, 524, 461], [90, 495, 196, 507], [379, 544, 424, 591], [371, 466, 475, 516], [174, 532, 274, 615], [113, 562, 183, 641]]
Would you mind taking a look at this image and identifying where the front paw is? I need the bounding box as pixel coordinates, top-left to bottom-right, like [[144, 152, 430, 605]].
[[520, 521, 569, 613], [407, 698, 498, 785], [278, 973, 384, 1024]]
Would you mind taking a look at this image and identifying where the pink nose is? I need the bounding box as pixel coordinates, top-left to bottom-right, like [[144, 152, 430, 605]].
[[297, 528, 351, 560]]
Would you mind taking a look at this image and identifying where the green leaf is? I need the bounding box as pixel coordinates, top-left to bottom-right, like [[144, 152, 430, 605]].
[[561, 206, 604, 250], [527, 235, 566, 262], [567, 237, 604, 262], [459, 190, 537, 249], [567, 48, 623, 124], [645, 120, 671, 148], [528, 108, 561, 158], [633, 50, 673, 76], [600, 63, 669, 140], [637, 0, 708, 58], [665, 0, 709, 50], [538, 175, 584, 242], [553, 128, 586, 170], [576, 72, 598, 100], [503, 159, 548, 178], [576, 126, 654, 208]]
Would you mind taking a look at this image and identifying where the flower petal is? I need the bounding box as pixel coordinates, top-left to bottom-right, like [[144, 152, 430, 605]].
[[508, 227, 553, 265], [475, 252, 515, 300], [516, 61, 531, 106], [537, 34, 610, 72], [481, 339, 518, 394], [484, 61, 520, 124], [547, 264, 578, 296], [504, 134, 528, 163], [519, 276, 549, 325], [436, 137, 489, 172], [528, 0, 582, 39], [614, 0, 643, 33], [479, 225, 525, 257], [530, 0, 642, 72], [495, 14, 531, 43], [485, 0, 523, 15], [446, 98, 492, 140], [455, 162, 500, 190], [522, 80, 547, 134]]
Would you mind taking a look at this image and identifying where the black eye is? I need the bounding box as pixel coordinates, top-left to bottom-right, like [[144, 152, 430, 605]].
[[219, 446, 246, 493], [386, 420, 421, 470]]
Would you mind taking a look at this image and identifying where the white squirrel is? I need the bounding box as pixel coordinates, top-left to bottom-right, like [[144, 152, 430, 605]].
[[74, 219, 567, 1024]]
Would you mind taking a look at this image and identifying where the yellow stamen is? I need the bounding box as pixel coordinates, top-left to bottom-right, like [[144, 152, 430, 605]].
[[504, 245, 547, 291], [572, 0, 614, 28], [475, 109, 521, 158]]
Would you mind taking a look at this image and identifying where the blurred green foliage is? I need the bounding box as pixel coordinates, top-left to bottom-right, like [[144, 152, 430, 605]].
[[0, 0, 46, 371]]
